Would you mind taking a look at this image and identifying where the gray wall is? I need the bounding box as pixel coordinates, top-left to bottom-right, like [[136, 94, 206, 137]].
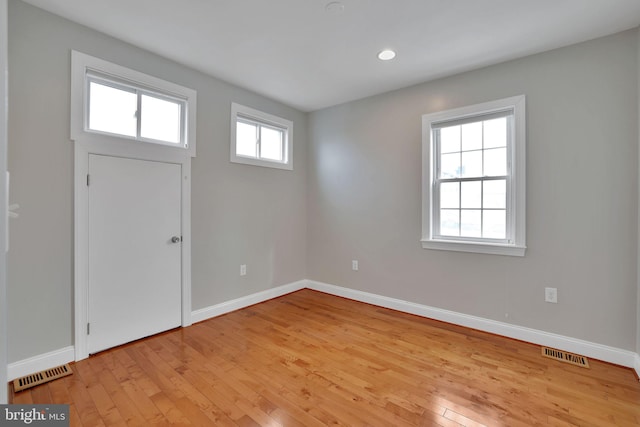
[[7, 1, 307, 362], [7, 0, 640, 363], [308, 30, 639, 350], [637, 28, 640, 357], [1, 0, 7, 404]]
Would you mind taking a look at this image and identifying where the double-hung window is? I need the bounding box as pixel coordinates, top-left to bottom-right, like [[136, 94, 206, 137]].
[[422, 95, 526, 256], [230, 103, 293, 170]]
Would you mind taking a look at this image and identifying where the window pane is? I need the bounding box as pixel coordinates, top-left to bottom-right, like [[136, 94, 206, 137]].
[[483, 117, 507, 148], [483, 180, 506, 209], [484, 147, 507, 176], [260, 126, 284, 161], [140, 94, 182, 143], [483, 210, 506, 239], [440, 209, 460, 237], [461, 181, 481, 209], [88, 81, 136, 137], [461, 122, 482, 151], [440, 182, 459, 209], [439, 126, 460, 153], [440, 153, 460, 178], [461, 151, 482, 178], [460, 210, 481, 238], [236, 121, 258, 157]]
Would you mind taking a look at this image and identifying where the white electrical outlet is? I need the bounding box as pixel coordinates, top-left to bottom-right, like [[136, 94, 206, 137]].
[[352, 260, 358, 271], [545, 287, 557, 303], [240, 264, 247, 276]]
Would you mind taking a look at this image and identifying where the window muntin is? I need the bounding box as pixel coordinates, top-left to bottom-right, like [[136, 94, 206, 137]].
[[86, 73, 186, 147], [422, 95, 526, 256], [230, 103, 293, 170]]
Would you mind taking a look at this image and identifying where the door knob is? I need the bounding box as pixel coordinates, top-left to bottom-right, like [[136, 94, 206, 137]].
[[171, 236, 181, 243]]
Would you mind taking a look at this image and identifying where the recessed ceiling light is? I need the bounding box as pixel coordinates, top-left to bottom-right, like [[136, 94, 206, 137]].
[[325, 2, 345, 15], [377, 49, 396, 61]]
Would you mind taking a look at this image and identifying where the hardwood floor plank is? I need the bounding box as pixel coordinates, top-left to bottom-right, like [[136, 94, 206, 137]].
[[148, 391, 192, 425], [9, 289, 640, 426], [443, 408, 486, 427], [68, 404, 84, 427], [93, 368, 150, 426], [118, 378, 168, 424], [47, 372, 73, 404], [64, 364, 107, 427], [86, 382, 128, 426], [10, 386, 33, 404]]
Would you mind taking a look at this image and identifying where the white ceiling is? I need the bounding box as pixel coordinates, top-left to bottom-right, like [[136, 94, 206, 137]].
[[21, 0, 640, 112]]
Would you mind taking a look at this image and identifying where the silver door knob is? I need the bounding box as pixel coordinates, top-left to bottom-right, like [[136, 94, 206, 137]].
[[171, 236, 181, 243]]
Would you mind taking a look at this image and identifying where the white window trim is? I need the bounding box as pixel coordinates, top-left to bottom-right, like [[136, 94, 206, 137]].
[[230, 102, 293, 170], [71, 50, 197, 157], [421, 95, 526, 257]]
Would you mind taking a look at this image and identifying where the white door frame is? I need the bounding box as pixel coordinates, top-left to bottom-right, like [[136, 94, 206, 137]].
[[74, 139, 192, 361]]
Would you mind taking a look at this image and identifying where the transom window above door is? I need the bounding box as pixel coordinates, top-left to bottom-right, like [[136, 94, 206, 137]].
[[87, 74, 185, 145], [71, 51, 197, 156]]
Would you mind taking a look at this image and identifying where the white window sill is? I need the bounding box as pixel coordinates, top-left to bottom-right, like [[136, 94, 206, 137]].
[[230, 155, 293, 170], [421, 239, 526, 257]]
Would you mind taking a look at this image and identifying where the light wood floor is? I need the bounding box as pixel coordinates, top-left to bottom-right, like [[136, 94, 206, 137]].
[[10, 289, 640, 426]]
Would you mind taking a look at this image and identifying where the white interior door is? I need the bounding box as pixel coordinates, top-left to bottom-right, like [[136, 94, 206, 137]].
[[88, 154, 182, 354]]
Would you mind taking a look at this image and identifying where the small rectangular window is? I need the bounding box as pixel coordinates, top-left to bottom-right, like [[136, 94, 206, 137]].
[[235, 118, 286, 162], [71, 51, 197, 156], [422, 95, 526, 256], [230, 103, 293, 170], [86, 73, 186, 147]]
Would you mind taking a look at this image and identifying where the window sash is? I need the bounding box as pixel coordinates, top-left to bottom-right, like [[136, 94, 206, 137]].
[[85, 72, 187, 146], [235, 115, 287, 164], [431, 114, 514, 244], [432, 177, 512, 243]]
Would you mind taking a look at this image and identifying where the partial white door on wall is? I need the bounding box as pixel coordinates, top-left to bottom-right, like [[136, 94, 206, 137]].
[[87, 154, 182, 354]]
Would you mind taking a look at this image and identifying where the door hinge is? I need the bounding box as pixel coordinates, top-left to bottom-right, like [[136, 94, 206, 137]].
[[86, 174, 90, 186], [87, 323, 90, 335]]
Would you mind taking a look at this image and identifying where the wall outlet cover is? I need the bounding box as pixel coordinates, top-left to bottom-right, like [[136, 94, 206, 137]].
[[545, 287, 557, 303]]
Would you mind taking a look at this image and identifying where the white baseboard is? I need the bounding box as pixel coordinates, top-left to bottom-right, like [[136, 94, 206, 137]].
[[306, 280, 639, 369], [8, 346, 74, 381], [7, 281, 306, 381], [8, 280, 639, 382], [191, 280, 306, 324]]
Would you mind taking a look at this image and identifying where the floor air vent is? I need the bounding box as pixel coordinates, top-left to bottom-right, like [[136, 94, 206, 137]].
[[13, 364, 72, 392], [541, 347, 590, 368]]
